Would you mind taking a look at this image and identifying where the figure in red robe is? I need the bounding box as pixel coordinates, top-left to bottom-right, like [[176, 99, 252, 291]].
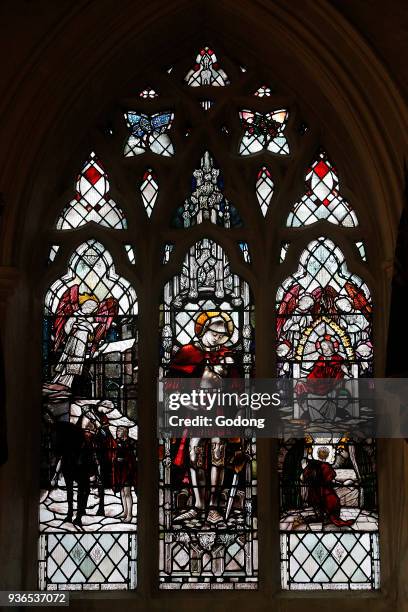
[[302, 446, 354, 527], [295, 335, 348, 420], [169, 311, 242, 525], [112, 426, 137, 523]]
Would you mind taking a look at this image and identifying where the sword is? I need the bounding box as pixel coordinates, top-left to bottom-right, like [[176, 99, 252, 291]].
[[225, 472, 239, 521], [225, 443, 250, 521]]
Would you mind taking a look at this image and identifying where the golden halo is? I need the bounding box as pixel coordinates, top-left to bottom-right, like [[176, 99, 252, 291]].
[[194, 310, 234, 338]]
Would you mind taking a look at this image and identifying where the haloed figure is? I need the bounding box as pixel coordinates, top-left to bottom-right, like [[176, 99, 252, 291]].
[[114, 426, 137, 523], [170, 311, 241, 525]]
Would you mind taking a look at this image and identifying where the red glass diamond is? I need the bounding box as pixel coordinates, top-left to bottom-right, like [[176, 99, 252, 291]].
[[84, 165, 102, 185], [314, 160, 330, 179]]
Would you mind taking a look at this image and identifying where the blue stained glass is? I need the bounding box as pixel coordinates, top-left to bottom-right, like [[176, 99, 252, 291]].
[[127, 111, 173, 136], [124, 111, 175, 157]]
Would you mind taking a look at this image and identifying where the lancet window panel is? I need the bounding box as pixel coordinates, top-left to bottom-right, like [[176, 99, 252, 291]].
[[276, 238, 379, 591], [159, 239, 257, 589], [40, 240, 138, 591]]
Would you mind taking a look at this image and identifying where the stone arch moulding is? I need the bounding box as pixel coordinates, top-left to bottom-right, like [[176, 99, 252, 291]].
[[0, 0, 407, 608], [0, 0, 406, 267]]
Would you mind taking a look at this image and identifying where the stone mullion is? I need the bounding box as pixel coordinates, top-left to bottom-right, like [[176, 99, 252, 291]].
[[253, 271, 277, 597], [134, 234, 161, 599]]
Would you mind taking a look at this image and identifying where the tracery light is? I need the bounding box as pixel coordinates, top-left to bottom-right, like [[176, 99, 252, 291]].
[[185, 46, 229, 87], [124, 111, 174, 157], [280, 242, 290, 263], [140, 169, 159, 218], [125, 244, 136, 264], [256, 166, 274, 216], [48, 245, 60, 264], [286, 151, 358, 227], [56, 152, 127, 230], [162, 243, 174, 264], [356, 241, 367, 261], [239, 109, 289, 155], [172, 151, 242, 228], [139, 87, 159, 98], [253, 85, 272, 97], [239, 241, 251, 263], [199, 100, 214, 111]]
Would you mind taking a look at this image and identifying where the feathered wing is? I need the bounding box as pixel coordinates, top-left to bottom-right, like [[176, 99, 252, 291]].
[[90, 297, 119, 354], [345, 281, 372, 317], [277, 284, 300, 338], [53, 285, 80, 351]]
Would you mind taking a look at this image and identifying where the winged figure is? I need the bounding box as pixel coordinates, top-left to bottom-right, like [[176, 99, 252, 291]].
[[44, 284, 118, 393]]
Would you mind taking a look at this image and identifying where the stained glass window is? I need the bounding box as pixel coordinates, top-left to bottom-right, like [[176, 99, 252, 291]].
[[172, 151, 242, 228], [185, 47, 229, 87], [40, 240, 138, 590], [56, 153, 127, 230], [140, 169, 158, 218], [255, 166, 274, 216], [159, 239, 257, 589], [124, 111, 174, 157], [239, 109, 289, 156], [40, 43, 382, 597], [286, 151, 358, 227], [276, 237, 379, 590]]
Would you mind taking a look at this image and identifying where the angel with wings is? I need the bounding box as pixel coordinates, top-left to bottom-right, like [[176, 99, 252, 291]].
[[277, 281, 371, 370], [44, 285, 118, 394]]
